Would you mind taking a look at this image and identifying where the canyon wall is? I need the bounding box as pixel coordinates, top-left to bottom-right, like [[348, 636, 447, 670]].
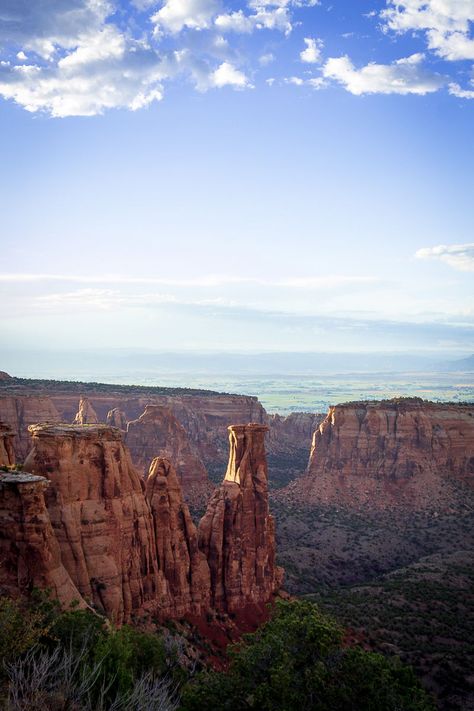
[[0, 471, 85, 607], [284, 399, 474, 510], [0, 396, 60, 459], [125, 405, 211, 502], [1, 421, 279, 626]]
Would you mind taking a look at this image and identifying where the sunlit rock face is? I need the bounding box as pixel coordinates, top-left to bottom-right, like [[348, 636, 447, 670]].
[[0, 423, 15, 466], [23, 424, 167, 624], [283, 399, 474, 511], [0, 470, 86, 608], [199, 424, 282, 612], [106, 407, 127, 430], [73, 396, 99, 425]]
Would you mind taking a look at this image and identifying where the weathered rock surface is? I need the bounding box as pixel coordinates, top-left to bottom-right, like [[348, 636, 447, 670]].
[[0, 471, 85, 607], [0, 423, 15, 467], [23, 424, 167, 624], [146, 457, 210, 616], [199, 424, 282, 612], [73, 396, 99, 425], [283, 399, 474, 510], [106, 407, 127, 430], [126, 405, 211, 501], [267, 412, 325, 455], [0, 396, 60, 459]]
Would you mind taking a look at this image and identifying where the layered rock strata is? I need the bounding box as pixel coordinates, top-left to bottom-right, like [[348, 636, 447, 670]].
[[1, 421, 281, 624], [199, 424, 281, 612], [0, 396, 60, 459], [0, 423, 15, 467], [126, 405, 211, 500], [0, 471, 85, 607], [23, 424, 168, 624], [284, 399, 474, 510]]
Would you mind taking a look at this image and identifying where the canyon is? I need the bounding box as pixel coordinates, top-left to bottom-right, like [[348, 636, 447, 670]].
[[0, 420, 280, 628]]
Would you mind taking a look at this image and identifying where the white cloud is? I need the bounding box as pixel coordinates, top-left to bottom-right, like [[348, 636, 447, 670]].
[[323, 53, 446, 95], [0, 0, 112, 59], [0, 30, 166, 116], [215, 7, 292, 35], [16, 51, 27, 61], [209, 61, 252, 88], [381, 0, 474, 61], [449, 81, 474, 98], [151, 0, 219, 34], [300, 37, 323, 63], [415, 243, 474, 271]]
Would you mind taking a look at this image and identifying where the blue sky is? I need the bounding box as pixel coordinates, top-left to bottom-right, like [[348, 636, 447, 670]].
[[0, 0, 473, 355]]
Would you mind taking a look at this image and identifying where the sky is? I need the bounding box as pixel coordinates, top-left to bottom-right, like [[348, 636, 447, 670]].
[[0, 0, 473, 356]]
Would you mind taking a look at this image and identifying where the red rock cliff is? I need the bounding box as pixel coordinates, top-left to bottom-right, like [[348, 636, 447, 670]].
[[146, 457, 211, 617], [199, 424, 282, 613], [126, 405, 211, 502], [0, 471, 86, 607], [23, 424, 168, 624], [73, 397, 99, 425], [0, 396, 60, 459], [285, 399, 474, 510]]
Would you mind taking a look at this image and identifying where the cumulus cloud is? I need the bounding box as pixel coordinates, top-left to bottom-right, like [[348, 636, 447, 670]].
[[215, 7, 292, 35], [208, 61, 252, 88], [300, 37, 323, 63], [415, 243, 474, 272], [381, 0, 474, 61], [323, 53, 446, 95], [152, 0, 219, 34]]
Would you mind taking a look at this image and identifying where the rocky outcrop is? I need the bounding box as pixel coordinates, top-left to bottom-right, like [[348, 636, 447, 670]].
[[0, 471, 85, 607], [284, 399, 474, 510], [0, 396, 60, 460], [23, 424, 167, 624], [73, 397, 99, 425], [199, 424, 282, 612], [267, 412, 325, 455], [126, 405, 211, 502], [106, 407, 127, 430], [2, 420, 282, 626], [146, 457, 210, 617], [0, 423, 15, 467]]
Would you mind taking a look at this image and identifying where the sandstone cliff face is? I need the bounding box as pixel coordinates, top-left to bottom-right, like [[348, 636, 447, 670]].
[[146, 457, 210, 617], [0, 471, 85, 607], [0, 396, 60, 459], [0, 423, 15, 467], [126, 405, 211, 501], [199, 424, 281, 612], [23, 424, 167, 624], [284, 400, 474, 510], [267, 412, 325, 455], [2, 419, 281, 627], [73, 397, 99, 425]]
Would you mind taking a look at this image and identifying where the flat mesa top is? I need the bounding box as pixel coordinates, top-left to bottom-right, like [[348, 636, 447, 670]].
[[0, 471, 47, 485], [28, 423, 123, 438], [227, 423, 269, 432]]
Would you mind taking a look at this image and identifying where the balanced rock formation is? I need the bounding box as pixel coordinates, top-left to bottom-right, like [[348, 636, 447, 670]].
[[199, 424, 282, 613], [23, 424, 167, 624], [106, 407, 127, 430], [0, 470, 85, 607], [126, 405, 210, 501], [73, 396, 99, 425], [284, 399, 474, 510], [0, 423, 15, 467], [146, 457, 210, 617]]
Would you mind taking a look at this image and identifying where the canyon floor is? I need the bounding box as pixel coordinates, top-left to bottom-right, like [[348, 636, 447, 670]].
[[270, 484, 474, 711]]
